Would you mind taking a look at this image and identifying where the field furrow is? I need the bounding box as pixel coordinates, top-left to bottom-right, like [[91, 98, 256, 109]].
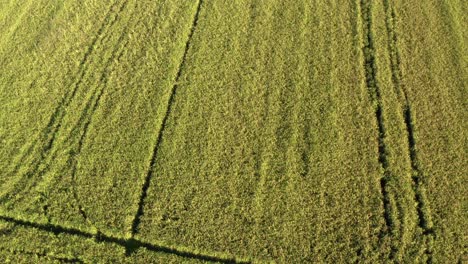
[[403, 107, 435, 260], [0, 0, 206, 235], [67, 1, 208, 236], [0, 2, 133, 225], [358, 0, 444, 261], [0, 0, 75, 189]]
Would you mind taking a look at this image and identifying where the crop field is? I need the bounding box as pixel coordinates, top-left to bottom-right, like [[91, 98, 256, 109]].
[[0, 0, 466, 263]]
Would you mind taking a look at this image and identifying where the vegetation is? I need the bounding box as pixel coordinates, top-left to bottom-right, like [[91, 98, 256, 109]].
[[0, 0, 465, 262]]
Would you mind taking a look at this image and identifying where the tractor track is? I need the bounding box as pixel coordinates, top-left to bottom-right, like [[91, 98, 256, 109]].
[[130, 0, 204, 239], [382, 1, 434, 261], [0, 1, 127, 205]]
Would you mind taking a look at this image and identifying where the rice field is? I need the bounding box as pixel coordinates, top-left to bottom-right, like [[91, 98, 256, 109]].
[[0, 0, 466, 263]]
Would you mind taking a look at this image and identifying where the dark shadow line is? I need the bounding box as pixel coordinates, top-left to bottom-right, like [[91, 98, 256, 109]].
[[130, 0, 204, 237], [359, 0, 400, 259], [382, 1, 434, 262], [403, 106, 434, 263], [359, 0, 392, 233], [0, 215, 251, 263]]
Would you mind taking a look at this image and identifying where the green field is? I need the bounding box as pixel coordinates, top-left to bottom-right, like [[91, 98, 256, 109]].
[[0, 0, 466, 263]]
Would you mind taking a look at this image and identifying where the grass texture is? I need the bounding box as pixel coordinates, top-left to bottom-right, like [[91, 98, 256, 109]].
[[0, 0, 466, 262]]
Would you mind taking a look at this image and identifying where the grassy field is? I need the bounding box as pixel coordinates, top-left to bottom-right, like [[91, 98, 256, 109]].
[[0, 0, 466, 263]]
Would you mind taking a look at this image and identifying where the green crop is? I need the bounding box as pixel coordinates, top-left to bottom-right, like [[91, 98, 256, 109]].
[[0, 0, 465, 262]]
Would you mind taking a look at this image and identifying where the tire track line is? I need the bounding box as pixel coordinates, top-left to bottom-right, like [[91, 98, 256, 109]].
[[359, 0, 398, 258], [382, 1, 434, 262], [1, 72, 50, 193], [129, 0, 204, 238], [67, 0, 132, 226], [17, 0, 131, 223], [0, 1, 126, 204], [0, 214, 251, 263], [39, 0, 127, 171]]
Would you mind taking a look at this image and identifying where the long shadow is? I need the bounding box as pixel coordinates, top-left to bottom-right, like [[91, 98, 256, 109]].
[[0, 215, 250, 263], [130, 0, 204, 237]]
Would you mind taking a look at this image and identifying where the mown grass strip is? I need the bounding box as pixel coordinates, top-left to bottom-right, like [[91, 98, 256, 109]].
[[382, 1, 434, 261], [130, 0, 204, 238], [0, 214, 251, 264]]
